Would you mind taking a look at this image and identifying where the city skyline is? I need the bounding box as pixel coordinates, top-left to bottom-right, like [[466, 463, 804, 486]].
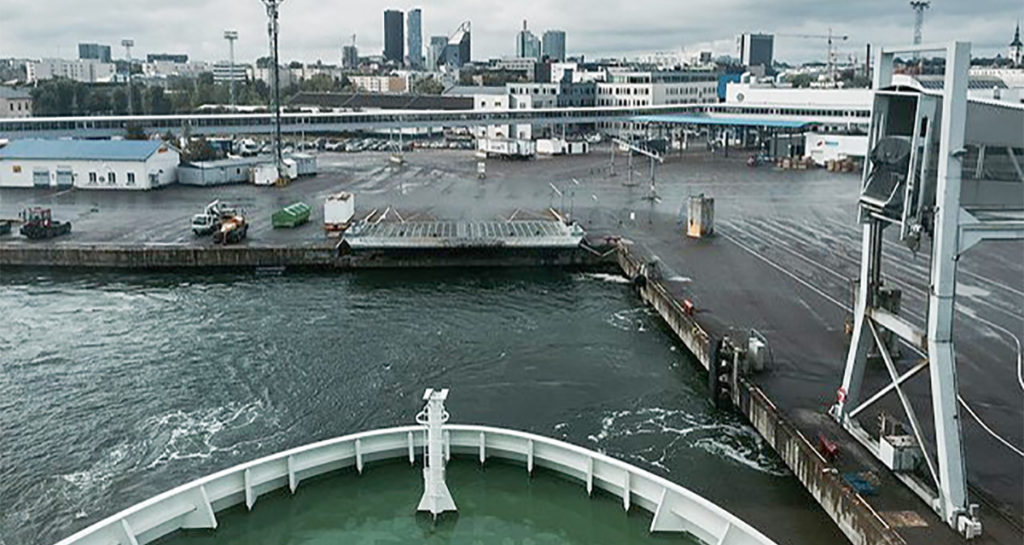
[[1, 0, 1020, 65]]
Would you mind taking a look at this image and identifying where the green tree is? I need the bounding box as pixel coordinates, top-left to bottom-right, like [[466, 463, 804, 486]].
[[144, 86, 172, 115], [412, 77, 444, 94], [180, 137, 217, 163], [124, 124, 148, 140]]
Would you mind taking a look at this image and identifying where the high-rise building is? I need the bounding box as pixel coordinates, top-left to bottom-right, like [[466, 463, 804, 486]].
[[78, 43, 112, 63], [384, 9, 405, 64], [449, 22, 471, 67], [738, 33, 773, 70], [430, 36, 448, 69], [342, 44, 359, 69], [407, 8, 423, 69], [541, 30, 566, 62], [516, 21, 541, 60]]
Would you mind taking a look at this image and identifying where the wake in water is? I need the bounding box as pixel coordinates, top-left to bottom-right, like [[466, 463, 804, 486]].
[[575, 407, 790, 477], [575, 272, 632, 285]]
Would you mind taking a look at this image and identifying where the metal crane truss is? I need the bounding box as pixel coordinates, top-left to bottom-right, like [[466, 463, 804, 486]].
[[343, 220, 585, 250], [834, 42, 1023, 539], [0, 102, 871, 139]]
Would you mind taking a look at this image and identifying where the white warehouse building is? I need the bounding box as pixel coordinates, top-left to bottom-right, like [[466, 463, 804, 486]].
[[0, 139, 179, 190]]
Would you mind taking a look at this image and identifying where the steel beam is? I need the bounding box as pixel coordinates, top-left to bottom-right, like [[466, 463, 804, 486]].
[[926, 41, 971, 525]]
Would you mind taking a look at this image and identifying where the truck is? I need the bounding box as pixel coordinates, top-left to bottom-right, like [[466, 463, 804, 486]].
[[191, 200, 238, 236], [324, 192, 354, 232], [212, 214, 248, 244], [19, 208, 72, 240]]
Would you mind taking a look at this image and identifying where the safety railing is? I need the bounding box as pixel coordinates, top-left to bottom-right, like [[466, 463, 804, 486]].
[[53, 424, 777, 545]]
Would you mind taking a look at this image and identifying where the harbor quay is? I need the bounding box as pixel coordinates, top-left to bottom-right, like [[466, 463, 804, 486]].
[[2, 146, 1021, 545]]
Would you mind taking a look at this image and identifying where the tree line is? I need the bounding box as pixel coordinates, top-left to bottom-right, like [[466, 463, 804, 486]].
[[28, 72, 353, 117]]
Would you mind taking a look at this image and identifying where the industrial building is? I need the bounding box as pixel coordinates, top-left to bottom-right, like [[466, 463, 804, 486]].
[[349, 74, 408, 93], [0, 87, 33, 118], [178, 157, 266, 186], [25, 58, 116, 83], [212, 62, 251, 83], [383, 10, 404, 64], [78, 43, 111, 63], [146, 53, 189, 63], [0, 139, 178, 190], [407, 8, 423, 69]]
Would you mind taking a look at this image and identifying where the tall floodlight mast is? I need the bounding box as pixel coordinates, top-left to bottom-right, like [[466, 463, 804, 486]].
[[224, 30, 239, 108], [261, 0, 285, 182], [121, 39, 135, 115], [910, 1, 930, 59]]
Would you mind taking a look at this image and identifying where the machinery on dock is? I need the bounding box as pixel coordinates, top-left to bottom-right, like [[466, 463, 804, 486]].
[[19, 207, 71, 240], [191, 200, 238, 236], [212, 213, 248, 244]]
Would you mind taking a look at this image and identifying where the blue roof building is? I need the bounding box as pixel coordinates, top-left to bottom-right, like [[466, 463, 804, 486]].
[[0, 139, 179, 190]]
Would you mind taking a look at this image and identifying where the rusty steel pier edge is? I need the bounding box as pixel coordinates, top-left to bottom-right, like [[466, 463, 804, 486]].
[[617, 242, 905, 545]]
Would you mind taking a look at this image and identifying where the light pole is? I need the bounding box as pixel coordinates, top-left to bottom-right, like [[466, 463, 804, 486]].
[[121, 39, 134, 115], [224, 30, 239, 108], [261, 0, 286, 182]]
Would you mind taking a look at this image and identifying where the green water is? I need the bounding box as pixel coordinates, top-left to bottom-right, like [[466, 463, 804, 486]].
[[167, 461, 694, 545]]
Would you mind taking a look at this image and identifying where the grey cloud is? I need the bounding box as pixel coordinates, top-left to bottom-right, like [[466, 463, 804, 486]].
[[0, 0, 1019, 64]]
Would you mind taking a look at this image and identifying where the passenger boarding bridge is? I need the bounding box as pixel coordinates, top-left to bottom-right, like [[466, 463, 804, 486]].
[[0, 102, 871, 139]]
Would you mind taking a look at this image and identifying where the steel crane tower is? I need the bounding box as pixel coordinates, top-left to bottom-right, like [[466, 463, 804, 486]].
[[262, 0, 285, 183]]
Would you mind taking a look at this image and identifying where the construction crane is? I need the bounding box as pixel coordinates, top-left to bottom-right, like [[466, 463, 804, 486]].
[[778, 29, 850, 86]]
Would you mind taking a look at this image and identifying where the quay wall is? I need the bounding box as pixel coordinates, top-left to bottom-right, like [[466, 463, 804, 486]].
[[616, 241, 905, 545], [0, 243, 618, 270]]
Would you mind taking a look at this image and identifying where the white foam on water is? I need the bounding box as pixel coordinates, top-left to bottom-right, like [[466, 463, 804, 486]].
[[586, 407, 790, 477], [146, 400, 268, 469], [606, 307, 655, 332], [576, 272, 631, 285], [667, 276, 692, 283]]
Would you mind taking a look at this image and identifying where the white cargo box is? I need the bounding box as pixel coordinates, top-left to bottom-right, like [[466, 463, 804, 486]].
[[324, 192, 355, 231], [250, 163, 278, 186]]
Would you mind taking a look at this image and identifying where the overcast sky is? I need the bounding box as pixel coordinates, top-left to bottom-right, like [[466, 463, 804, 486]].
[[2, 0, 1021, 65]]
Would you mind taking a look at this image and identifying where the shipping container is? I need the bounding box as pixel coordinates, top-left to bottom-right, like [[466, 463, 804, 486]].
[[324, 192, 355, 231], [287, 153, 318, 176], [272, 201, 312, 228], [686, 194, 714, 238]]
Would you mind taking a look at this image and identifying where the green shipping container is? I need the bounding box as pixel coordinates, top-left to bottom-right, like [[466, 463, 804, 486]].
[[272, 202, 312, 228]]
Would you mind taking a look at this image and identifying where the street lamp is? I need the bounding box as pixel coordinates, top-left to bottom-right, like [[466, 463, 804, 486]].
[[121, 39, 135, 115], [224, 30, 239, 108]]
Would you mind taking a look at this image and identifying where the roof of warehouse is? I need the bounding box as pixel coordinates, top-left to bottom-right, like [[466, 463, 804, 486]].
[[631, 114, 811, 128], [0, 86, 32, 99], [0, 139, 171, 161]]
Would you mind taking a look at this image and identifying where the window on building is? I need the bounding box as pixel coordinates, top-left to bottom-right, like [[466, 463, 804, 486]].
[[108, 172, 117, 184], [127, 172, 136, 185]]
